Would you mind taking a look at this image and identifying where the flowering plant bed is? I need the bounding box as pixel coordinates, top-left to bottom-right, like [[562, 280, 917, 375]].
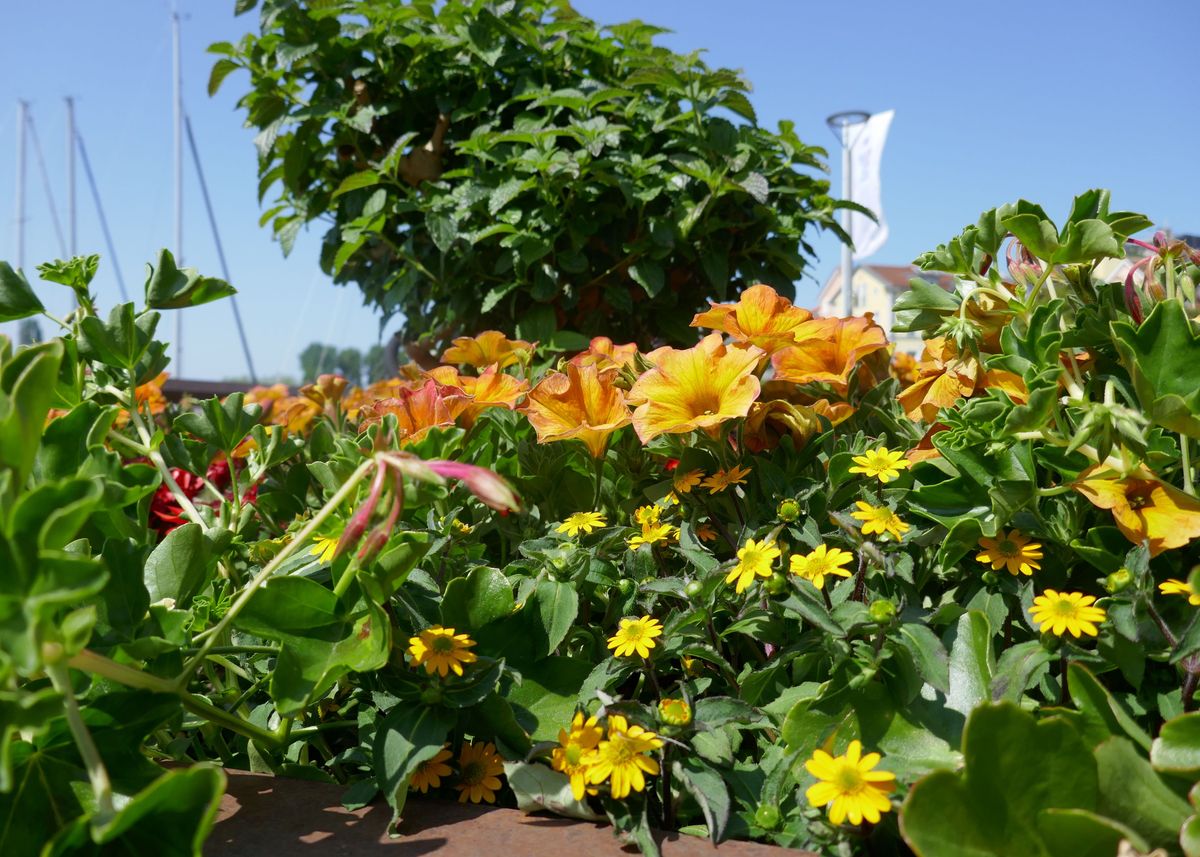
[[4, 191, 1200, 856]]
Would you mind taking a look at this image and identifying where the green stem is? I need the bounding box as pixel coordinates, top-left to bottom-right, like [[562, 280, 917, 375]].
[[180, 457, 376, 683], [1183, 435, 1195, 495], [1026, 263, 1055, 306], [47, 661, 115, 823], [592, 452, 606, 512]]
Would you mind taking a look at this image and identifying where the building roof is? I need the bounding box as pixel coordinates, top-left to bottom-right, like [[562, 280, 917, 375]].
[[818, 264, 954, 304]]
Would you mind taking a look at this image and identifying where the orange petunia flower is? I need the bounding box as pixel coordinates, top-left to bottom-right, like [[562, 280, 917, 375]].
[[690, 283, 814, 354], [358, 379, 458, 444], [1073, 465, 1200, 557], [426, 364, 529, 427], [521, 363, 632, 458], [570, 336, 639, 372], [114, 372, 170, 428], [743, 397, 852, 453], [441, 330, 535, 370], [771, 315, 890, 394], [896, 337, 1025, 423], [627, 333, 763, 443]]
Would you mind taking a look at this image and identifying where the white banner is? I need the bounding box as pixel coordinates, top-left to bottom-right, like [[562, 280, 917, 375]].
[[849, 109, 894, 262]]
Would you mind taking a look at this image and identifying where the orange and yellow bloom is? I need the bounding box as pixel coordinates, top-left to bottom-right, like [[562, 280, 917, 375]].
[[408, 626, 478, 677], [627, 333, 763, 442], [441, 330, 534, 369], [456, 741, 504, 804], [690, 283, 814, 354], [771, 316, 889, 394], [976, 529, 1042, 576], [522, 363, 632, 458], [1074, 465, 1200, 556]]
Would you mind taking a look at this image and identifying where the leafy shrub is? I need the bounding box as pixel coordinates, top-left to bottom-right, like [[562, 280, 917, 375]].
[[6, 189, 1200, 856], [211, 0, 846, 354]]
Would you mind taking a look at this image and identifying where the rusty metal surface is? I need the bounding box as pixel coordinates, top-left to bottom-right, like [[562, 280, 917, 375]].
[[208, 769, 811, 856]]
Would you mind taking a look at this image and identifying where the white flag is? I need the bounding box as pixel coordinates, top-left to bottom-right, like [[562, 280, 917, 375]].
[[849, 109, 894, 262]]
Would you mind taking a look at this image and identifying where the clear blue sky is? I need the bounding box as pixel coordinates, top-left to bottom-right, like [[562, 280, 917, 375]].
[[2, 0, 1196, 380]]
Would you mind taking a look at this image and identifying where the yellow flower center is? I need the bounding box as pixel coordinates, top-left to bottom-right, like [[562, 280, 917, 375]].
[[1052, 600, 1077, 617], [622, 624, 646, 642], [605, 734, 638, 765], [565, 745, 585, 766], [834, 762, 866, 792]]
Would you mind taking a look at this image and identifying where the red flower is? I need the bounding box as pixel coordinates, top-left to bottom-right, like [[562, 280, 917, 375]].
[[665, 458, 680, 472]]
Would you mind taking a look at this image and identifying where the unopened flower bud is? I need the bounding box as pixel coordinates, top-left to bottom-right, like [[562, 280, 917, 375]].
[[869, 599, 897, 624], [777, 498, 801, 522], [1104, 568, 1133, 594], [658, 698, 692, 727]]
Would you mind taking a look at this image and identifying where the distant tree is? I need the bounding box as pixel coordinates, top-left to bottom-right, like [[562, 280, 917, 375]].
[[365, 344, 390, 383], [336, 348, 364, 386], [299, 342, 338, 383], [17, 319, 42, 345]]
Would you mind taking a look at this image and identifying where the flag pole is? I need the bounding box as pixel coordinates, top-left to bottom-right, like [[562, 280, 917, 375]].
[[15, 100, 28, 272], [172, 6, 184, 375], [826, 111, 870, 317]]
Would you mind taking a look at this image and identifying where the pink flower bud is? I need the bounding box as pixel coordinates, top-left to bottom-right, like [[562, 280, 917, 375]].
[[425, 459, 522, 513]]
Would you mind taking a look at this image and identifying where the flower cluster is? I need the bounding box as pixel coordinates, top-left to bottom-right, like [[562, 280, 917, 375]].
[[550, 711, 663, 801]]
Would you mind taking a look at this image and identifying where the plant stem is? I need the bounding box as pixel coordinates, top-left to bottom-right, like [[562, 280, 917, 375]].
[[1026, 263, 1055, 306], [180, 458, 375, 684], [661, 747, 675, 830], [592, 452, 606, 511], [46, 662, 115, 823], [1182, 435, 1194, 495], [1059, 649, 1069, 706]]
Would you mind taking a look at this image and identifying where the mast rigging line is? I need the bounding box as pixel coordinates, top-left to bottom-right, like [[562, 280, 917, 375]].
[[23, 112, 67, 257], [183, 111, 258, 384], [73, 129, 131, 302]]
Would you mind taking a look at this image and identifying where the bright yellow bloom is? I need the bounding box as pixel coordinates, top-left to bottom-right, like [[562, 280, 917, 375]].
[[726, 538, 781, 594], [1029, 590, 1107, 638], [441, 330, 534, 369], [557, 511, 607, 537], [551, 712, 603, 801], [310, 535, 339, 564], [587, 715, 663, 799], [607, 616, 663, 658], [1160, 579, 1200, 606], [455, 741, 504, 804], [976, 529, 1042, 576], [690, 283, 814, 354], [628, 522, 677, 549], [851, 501, 909, 542], [805, 740, 895, 826], [408, 626, 479, 677], [634, 505, 662, 527], [790, 544, 854, 589], [425, 364, 530, 427], [673, 469, 704, 494], [410, 746, 453, 793], [522, 363, 632, 458], [658, 698, 692, 727], [849, 446, 912, 484], [627, 333, 763, 443], [1074, 464, 1200, 557], [702, 464, 752, 494]]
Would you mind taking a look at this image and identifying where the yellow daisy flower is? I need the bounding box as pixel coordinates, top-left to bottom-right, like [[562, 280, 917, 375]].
[[587, 715, 663, 799], [850, 501, 909, 542], [628, 522, 678, 549], [410, 745, 453, 793], [790, 544, 854, 589], [551, 712, 603, 801], [976, 529, 1042, 576], [455, 741, 504, 804], [557, 511, 607, 537], [726, 538, 781, 594], [1029, 589, 1107, 638], [634, 505, 662, 526], [407, 626, 479, 677], [805, 740, 895, 825], [674, 469, 704, 494], [310, 535, 339, 563], [848, 446, 912, 484], [702, 464, 752, 494], [607, 615, 663, 658], [1160, 579, 1200, 606]]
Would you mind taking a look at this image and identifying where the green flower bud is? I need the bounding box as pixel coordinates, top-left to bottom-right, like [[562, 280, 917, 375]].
[[777, 498, 801, 523], [1104, 568, 1133, 594], [869, 599, 897, 624], [683, 580, 704, 598], [981, 570, 1000, 587], [765, 573, 789, 596], [754, 804, 782, 830]]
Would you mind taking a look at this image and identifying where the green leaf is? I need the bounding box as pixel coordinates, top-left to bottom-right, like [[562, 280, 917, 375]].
[[45, 765, 226, 857], [900, 703, 1098, 857], [1067, 662, 1152, 751], [1094, 736, 1191, 852], [1037, 808, 1148, 857], [1151, 712, 1200, 775], [332, 170, 380, 199], [440, 658, 504, 709], [1112, 300, 1200, 438], [207, 58, 239, 96], [891, 278, 961, 334], [990, 641, 1054, 703], [143, 523, 213, 609], [897, 622, 950, 695], [628, 261, 665, 298], [144, 249, 236, 309], [946, 611, 993, 719], [0, 262, 45, 321], [77, 303, 160, 371], [0, 687, 61, 791], [173, 392, 262, 453], [534, 579, 577, 655], [673, 757, 730, 842], [502, 761, 601, 821], [440, 566, 515, 631], [373, 704, 456, 823], [505, 656, 592, 742], [0, 340, 64, 484], [693, 697, 766, 728]]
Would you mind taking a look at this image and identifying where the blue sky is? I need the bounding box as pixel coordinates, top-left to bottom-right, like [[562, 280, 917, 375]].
[[1, 0, 1196, 380]]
